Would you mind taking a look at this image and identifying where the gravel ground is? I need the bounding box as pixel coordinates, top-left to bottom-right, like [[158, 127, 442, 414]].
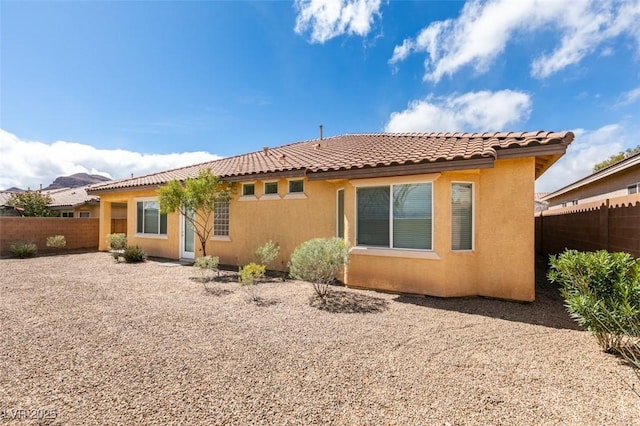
[[1, 252, 639, 425]]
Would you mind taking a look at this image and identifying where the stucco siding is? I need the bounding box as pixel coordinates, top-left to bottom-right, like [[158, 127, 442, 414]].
[[476, 157, 535, 301], [208, 179, 339, 268], [94, 157, 536, 301]]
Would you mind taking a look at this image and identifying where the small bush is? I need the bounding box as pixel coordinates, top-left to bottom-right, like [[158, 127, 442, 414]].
[[289, 237, 350, 298], [106, 233, 127, 251], [9, 241, 37, 259], [194, 255, 220, 283], [254, 241, 280, 268], [123, 245, 147, 263], [548, 249, 640, 352], [239, 262, 266, 301], [46, 235, 66, 249]]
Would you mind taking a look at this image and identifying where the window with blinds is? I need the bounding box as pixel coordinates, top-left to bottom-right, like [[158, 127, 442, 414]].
[[356, 183, 432, 250], [136, 200, 167, 235], [451, 183, 473, 251]]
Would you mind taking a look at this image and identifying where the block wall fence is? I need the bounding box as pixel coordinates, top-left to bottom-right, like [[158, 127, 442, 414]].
[[0, 217, 99, 257], [536, 194, 640, 258]]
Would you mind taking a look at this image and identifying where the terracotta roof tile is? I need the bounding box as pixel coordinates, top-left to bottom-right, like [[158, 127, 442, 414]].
[[89, 131, 574, 192]]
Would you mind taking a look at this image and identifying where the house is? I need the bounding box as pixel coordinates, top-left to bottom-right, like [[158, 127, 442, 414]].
[[88, 131, 574, 301], [542, 151, 640, 209], [0, 191, 23, 216], [45, 186, 101, 218]]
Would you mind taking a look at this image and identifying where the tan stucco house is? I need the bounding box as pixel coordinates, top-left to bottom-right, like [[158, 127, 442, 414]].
[[542, 151, 640, 210], [88, 131, 573, 301]]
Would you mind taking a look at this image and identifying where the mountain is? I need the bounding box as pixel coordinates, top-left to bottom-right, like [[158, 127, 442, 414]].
[[44, 173, 110, 190], [4, 187, 25, 192]]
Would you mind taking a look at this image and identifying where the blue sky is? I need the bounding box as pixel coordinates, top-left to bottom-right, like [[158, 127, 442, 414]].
[[1, 0, 639, 192]]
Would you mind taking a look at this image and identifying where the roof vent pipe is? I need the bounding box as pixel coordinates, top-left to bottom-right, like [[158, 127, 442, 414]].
[[263, 146, 269, 156], [319, 124, 323, 140]]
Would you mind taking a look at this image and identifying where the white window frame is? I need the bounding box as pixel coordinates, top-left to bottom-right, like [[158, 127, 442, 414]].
[[260, 181, 281, 200], [628, 183, 639, 195], [79, 211, 91, 218], [239, 182, 257, 201], [284, 178, 307, 199], [336, 188, 345, 239], [134, 197, 168, 239], [354, 181, 434, 251], [451, 181, 474, 252], [61, 210, 74, 218]]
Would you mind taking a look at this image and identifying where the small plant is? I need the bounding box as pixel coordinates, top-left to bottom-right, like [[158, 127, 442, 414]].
[[239, 262, 266, 301], [9, 241, 37, 259], [254, 240, 280, 268], [106, 233, 127, 250], [107, 233, 127, 262], [548, 249, 640, 353], [46, 235, 66, 249], [194, 255, 220, 283], [123, 245, 147, 263], [289, 237, 350, 298]]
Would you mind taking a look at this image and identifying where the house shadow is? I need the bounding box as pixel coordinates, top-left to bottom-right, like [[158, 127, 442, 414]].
[[310, 289, 389, 314], [393, 269, 581, 331]]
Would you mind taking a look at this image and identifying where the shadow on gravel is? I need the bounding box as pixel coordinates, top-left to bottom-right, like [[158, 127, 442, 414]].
[[310, 290, 389, 314], [203, 285, 234, 297], [252, 298, 280, 307], [393, 259, 581, 331]]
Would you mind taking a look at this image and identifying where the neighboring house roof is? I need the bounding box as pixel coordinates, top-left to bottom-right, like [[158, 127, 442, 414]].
[[0, 191, 15, 205], [541, 150, 640, 202], [45, 186, 99, 208], [89, 131, 574, 193]]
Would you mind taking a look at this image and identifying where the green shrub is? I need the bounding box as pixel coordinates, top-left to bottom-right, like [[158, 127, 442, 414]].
[[194, 255, 220, 282], [548, 249, 640, 352], [239, 262, 266, 301], [9, 241, 37, 259], [289, 237, 350, 298], [254, 240, 280, 268], [123, 245, 147, 263], [46, 235, 66, 249], [106, 233, 127, 251]]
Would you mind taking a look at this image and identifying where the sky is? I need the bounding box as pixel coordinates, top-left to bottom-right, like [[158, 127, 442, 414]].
[[1, 0, 639, 192]]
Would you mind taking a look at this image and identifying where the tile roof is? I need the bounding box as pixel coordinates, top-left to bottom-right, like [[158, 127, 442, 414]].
[[44, 186, 99, 208], [89, 131, 574, 193]]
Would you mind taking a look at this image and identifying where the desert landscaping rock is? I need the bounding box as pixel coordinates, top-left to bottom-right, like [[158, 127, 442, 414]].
[[1, 253, 639, 424]]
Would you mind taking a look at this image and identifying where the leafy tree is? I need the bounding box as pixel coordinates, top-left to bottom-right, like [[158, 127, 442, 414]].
[[7, 191, 52, 217], [158, 169, 233, 257], [593, 145, 640, 173]]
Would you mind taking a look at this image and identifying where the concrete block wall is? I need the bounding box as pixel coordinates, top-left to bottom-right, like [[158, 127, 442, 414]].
[[0, 217, 99, 257]]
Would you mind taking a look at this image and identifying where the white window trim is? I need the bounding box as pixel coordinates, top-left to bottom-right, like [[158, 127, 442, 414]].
[[263, 181, 279, 195], [240, 182, 257, 199], [354, 179, 435, 253], [350, 247, 440, 260], [336, 188, 344, 238], [286, 178, 306, 197], [79, 211, 91, 218], [451, 181, 475, 252], [134, 197, 167, 237]]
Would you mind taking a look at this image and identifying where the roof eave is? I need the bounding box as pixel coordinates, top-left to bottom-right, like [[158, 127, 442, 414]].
[[542, 150, 640, 201], [306, 158, 495, 181]]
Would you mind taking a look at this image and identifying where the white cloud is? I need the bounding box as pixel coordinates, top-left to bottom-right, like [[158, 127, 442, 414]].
[[390, 0, 640, 82], [0, 129, 222, 191], [385, 90, 531, 133], [617, 87, 640, 106], [294, 0, 382, 43], [535, 124, 628, 193]]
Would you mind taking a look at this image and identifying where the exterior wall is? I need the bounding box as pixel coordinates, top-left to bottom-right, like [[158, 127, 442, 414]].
[[0, 217, 99, 257], [74, 204, 100, 218], [93, 157, 536, 301], [345, 158, 536, 301], [547, 165, 640, 208], [207, 179, 338, 269], [97, 189, 180, 259]]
